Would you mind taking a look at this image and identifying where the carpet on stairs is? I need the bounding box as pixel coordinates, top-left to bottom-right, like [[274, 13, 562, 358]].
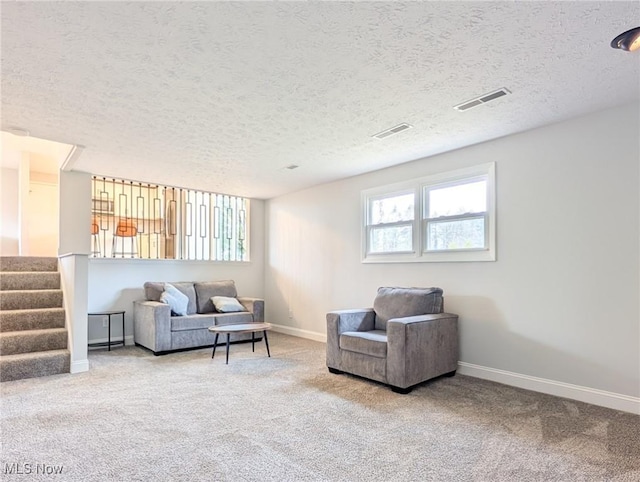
[[0, 256, 70, 381]]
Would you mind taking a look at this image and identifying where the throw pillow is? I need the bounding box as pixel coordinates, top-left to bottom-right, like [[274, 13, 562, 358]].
[[160, 283, 189, 316], [211, 296, 245, 313]]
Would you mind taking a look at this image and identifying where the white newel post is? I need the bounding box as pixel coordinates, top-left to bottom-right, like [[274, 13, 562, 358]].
[[59, 253, 89, 373], [58, 171, 92, 373]]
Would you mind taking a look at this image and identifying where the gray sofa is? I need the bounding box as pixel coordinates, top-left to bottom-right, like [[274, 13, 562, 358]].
[[326, 287, 458, 393], [133, 280, 264, 355]]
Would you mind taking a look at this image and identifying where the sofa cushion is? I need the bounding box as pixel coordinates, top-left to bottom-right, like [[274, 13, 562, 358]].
[[144, 281, 197, 315], [170, 314, 216, 332], [212, 296, 246, 313], [373, 287, 443, 330], [215, 312, 254, 326], [194, 281, 237, 314], [160, 283, 189, 316], [144, 281, 165, 302], [340, 330, 388, 358]]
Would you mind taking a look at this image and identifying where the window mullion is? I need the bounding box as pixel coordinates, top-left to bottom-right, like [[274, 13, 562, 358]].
[[425, 212, 487, 223], [368, 220, 413, 229]]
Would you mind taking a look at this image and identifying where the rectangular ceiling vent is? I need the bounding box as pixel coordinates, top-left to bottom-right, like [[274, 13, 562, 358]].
[[372, 123, 413, 140], [454, 88, 511, 112]]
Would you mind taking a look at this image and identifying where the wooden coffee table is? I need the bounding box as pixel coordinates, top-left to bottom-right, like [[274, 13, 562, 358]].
[[208, 322, 272, 364]]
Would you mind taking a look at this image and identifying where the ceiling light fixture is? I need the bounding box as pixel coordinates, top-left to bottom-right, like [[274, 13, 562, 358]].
[[4, 126, 31, 137], [284, 164, 299, 170], [611, 26, 640, 52]]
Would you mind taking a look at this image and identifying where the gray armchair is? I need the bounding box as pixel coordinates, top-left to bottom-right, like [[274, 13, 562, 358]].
[[326, 287, 458, 393]]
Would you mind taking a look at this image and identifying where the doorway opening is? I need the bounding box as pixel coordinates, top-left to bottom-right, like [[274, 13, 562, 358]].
[[1, 131, 75, 257]]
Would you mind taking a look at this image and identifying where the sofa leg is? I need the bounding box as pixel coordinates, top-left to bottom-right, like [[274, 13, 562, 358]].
[[391, 385, 412, 394], [328, 367, 343, 374], [444, 370, 457, 377]]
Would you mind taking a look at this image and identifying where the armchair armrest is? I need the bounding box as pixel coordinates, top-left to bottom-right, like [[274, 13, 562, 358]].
[[388, 313, 456, 325], [133, 300, 171, 353], [326, 309, 375, 370], [237, 297, 264, 323], [386, 312, 459, 389], [327, 309, 375, 335]]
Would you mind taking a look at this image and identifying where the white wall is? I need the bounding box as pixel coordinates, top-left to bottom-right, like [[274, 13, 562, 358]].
[[87, 200, 265, 344], [265, 103, 640, 406], [59, 170, 91, 255], [0, 167, 19, 255]]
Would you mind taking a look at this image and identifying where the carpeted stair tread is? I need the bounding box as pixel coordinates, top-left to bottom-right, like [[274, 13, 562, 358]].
[[0, 257, 69, 382], [0, 328, 68, 356], [0, 349, 69, 382], [0, 308, 66, 332], [0, 289, 63, 310], [0, 256, 58, 272], [0, 271, 60, 290]]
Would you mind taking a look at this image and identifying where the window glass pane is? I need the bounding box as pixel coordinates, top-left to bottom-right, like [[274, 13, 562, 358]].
[[370, 193, 414, 224], [427, 218, 485, 251], [369, 225, 413, 253], [428, 180, 486, 218]]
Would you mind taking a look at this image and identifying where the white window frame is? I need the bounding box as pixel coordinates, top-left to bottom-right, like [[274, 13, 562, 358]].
[[363, 185, 418, 259], [361, 163, 495, 263]]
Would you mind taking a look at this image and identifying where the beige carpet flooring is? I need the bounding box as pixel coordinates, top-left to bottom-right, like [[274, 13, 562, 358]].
[[1, 332, 638, 481]]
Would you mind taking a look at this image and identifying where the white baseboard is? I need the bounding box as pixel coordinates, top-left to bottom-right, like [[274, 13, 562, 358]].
[[88, 335, 135, 346], [458, 362, 640, 415], [269, 323, 327, 343], [70, 359, 89, 374], [71, 336, 134, 373]]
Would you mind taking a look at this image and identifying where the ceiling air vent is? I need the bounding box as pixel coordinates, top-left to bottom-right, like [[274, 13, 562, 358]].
[[372, 123, 413, 140], [454, 88, 511, 112]]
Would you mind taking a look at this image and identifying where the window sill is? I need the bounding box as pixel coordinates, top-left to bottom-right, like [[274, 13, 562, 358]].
[[362, 249, 495, 263]]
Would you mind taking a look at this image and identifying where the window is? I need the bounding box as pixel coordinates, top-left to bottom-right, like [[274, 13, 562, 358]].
[[424, 178, 487, 252], [91, 177, 249, 261], [362, 163, 495, 263], [367, 190, 415, 254]]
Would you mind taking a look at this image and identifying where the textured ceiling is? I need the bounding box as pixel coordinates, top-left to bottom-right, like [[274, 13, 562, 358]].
[[2, 2, 639, 199]]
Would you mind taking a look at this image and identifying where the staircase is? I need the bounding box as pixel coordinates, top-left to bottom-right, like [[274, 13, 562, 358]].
[[0, 256, 70, 382]]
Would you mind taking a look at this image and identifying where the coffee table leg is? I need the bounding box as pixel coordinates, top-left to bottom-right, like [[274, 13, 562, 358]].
[[225, 333, 230, 364], [212, 333, 219, 359], [252, 331, 255, 352], [263, 330, 271, 357]]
